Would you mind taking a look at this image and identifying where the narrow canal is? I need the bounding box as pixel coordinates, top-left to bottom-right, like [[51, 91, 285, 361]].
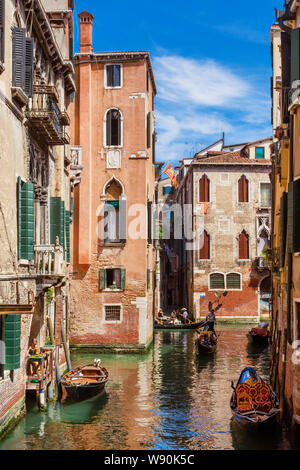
[[1, 326, 300, 450]]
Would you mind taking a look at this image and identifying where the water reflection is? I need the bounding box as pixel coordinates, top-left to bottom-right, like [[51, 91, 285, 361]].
[[0, 326, 299, 450]]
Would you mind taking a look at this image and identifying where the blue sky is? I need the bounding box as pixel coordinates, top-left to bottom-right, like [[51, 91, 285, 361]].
[[74, 0, 283, 165]]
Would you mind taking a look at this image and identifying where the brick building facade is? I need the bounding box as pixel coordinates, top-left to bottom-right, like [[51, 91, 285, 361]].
[[70, 11, 157, 352]]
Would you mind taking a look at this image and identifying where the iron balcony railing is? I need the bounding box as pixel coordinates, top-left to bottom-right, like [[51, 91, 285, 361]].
[[26, 85, 69, 146]]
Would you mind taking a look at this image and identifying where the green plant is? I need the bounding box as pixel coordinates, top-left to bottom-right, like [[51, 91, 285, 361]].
[[46, 288, 54, 306], [45, 336, 52, 346]]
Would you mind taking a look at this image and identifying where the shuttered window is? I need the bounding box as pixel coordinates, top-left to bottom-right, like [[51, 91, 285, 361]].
[[106, 109, 121, 146], [200, 231, 210, 260], [147, 269, 151, 290], [147, 112, 151, 149], [199, 175, 210, 203], [12, 28, 34, 97], [12, 28, 26, 89], [99, 268, 126, 291], [238, 176, 249, 203], [226, 273, 242, 290], [291, 27, 300, 86], [288, 180, 300, 253], [148, 201, 152, 244], [50, 198, 65, 251], [0, 0, 5, 63], [4, 315, 21, 371], [239, 231, 249, 260], [152, 132, 156, 163], [18, 178, 34, 261], [210, 273, 225, 290], [65, 210, 70, 264], [280, 193, 288, 267]]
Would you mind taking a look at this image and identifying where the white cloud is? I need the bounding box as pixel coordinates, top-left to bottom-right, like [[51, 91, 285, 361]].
[[153, 56, 250, 107], [152, 54, 271, 162]]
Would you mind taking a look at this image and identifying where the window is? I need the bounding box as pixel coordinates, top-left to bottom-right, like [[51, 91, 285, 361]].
[[288, 180, 300, 253], [0, 0, 5, 64], [105, 305, 121, 322], [239, 230, 249, 260], [199, 175, 210, 203], [147, 112, 151, 149], [260, 183, 271, 208], [105, 64, 122, 88], [209, 272, 242, 291], [200, 230, 210, 260], [105, 109, 122, 147], [100, 269, 126, 291], [103, 179, 126, 244], [163, 186, 173, 195], [255, 147, 265, 160], [226, 273, 242, 290], [210, 273, 225, 290], [18, 178, 34, 261], [238, 175, 249, 203], [12, 28, 34, 97]]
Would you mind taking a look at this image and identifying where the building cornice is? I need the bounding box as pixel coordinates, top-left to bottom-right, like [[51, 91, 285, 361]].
[[75, 51, 157, 95]]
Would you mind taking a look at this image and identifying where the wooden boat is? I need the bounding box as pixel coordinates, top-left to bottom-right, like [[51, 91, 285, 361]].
[[230, 367, 280, 431], [195, 330, 218, 355], [247, 324, 270, 346], [61, 364, 109, 402], [155, 321, 205, 331]]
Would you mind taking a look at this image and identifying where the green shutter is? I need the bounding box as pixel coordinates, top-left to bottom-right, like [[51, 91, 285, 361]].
[[147, 269, 151, 290], [288, 183, 294, 253], [50, 198, 65, 252], [294, 180, 300, 252], [12, 28, 26, 89], [65, 210, 70, 264], [18, 178, 34, 261], [280, 193, 288, 267], [291, 27, 300, 86], [106, 111, 111, 146], [226, 273, 241, 290], [99, 269, 106, 290], [4, 315, 21, 371], [120, 269, 126, 291], [0, 0, 5, 63], [210, 274, 225, 290], [152, 132, 156, 164], [147, 112, 151, 149], [148, 201, 152, 244]]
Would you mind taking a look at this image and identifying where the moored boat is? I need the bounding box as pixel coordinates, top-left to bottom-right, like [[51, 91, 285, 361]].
[[247, 323, 270, 346], [230, 367, 279, 431], [61, 362, 109, 402]]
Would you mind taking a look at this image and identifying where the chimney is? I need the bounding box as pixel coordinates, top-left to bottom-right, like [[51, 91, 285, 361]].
[[78, 11, 94, 53]]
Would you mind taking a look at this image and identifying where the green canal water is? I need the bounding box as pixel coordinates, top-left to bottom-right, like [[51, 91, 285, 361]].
[[1, 326, 300, 451]]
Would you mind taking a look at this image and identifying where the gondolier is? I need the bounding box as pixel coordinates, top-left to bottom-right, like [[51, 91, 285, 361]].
[[205, 302, 222, 333]]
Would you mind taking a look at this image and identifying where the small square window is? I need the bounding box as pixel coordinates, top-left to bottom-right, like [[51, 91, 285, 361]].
[[105, 64, 122, 88], [255, 147, 265, 160], [105, 305, 121, 322]]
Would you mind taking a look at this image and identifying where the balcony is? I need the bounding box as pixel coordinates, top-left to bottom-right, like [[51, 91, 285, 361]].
[[34, 240, 66, 284], [255, 257, 270, 273], [26, 85, 69, 146]]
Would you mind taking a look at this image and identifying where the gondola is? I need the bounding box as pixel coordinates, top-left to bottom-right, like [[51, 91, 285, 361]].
[[154, 321, 205, 331], [230, 367, 280, 431], [247, 323, 270, 346], [61, 362, 109, 402], [195, 329, 218, 355]]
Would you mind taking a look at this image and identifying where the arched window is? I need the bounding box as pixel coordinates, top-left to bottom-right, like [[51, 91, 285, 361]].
[[209, 273, 225, 290], [226, 273, 242, 290], [200, 230, 210, 260], [105, 109, 122, 147], [238, 175, 249, 203], [238, 230, 249, 260], [103, 179, 126, 243], [199, 175, 210, 203]]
